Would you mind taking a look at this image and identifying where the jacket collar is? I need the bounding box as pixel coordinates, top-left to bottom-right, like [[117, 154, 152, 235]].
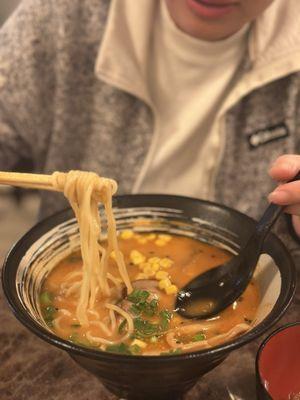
[[95, 0, 155, 105], [249, 0, 300, 68], [95, 0, 300, 107]]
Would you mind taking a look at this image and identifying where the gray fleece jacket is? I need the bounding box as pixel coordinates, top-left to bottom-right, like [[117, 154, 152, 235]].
[[1, 0, 300, 258]]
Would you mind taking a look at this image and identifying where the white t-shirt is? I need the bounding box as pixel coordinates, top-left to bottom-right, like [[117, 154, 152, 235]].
[[135, 1, 249, 200]]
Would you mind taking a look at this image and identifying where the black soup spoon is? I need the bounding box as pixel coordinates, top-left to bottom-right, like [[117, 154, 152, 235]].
[[176, 172, 300, 319]]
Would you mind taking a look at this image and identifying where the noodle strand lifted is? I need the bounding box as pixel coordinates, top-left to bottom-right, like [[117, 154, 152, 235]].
[[52, 170, 132, 327]]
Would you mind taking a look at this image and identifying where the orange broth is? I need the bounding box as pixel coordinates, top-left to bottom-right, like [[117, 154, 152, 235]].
[[40, 232, 259, 355]]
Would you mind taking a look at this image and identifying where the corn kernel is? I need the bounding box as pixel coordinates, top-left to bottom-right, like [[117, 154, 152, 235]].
[[137, 238, 148, 244], [158, 278, 171, 290], [143, 265, 156, 277], [155, 239, 167, 247], [151, 262, 160, 272], [139, 262, 151, 271], [146, 233, 157, 241], [155, 270, 169, 280], [165, 285, 178, 295], [130, 250, 143, 259], [120, 230, 134, 240], [158, 234, 172, 242], [130, 250, 146, 265], [148, 257, 160, 264], [159, 258, 173, 269], [131, 339, 147, 348]]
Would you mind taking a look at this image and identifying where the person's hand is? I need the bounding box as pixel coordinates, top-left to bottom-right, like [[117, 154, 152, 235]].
[[268, 154, 300, 236]]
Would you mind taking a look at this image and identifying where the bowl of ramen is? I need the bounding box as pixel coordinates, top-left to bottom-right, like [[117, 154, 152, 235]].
[[2, 193, 296, 400]]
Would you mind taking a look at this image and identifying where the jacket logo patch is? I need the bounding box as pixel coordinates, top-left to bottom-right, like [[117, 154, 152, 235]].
[[248, 123, 289, 149]]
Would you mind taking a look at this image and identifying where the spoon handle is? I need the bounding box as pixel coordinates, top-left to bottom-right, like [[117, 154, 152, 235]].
[[256, 203, 283, 238], [256, 171, 300, 240]]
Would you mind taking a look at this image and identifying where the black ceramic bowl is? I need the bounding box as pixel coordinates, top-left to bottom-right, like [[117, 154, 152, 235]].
[[2, 195, 296, 400]]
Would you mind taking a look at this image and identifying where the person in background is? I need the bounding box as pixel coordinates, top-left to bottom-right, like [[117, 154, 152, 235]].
[[0, 0, 300, 247]]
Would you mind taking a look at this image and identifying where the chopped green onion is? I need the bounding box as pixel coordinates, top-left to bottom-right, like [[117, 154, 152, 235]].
[[130, 304, 141, 316], [67, 254, 82, 263], [132, 309, 173, 339], [127, 289, 150, 304], [160, 348, 182, 356], [127, 289, 158, 318], [143, 299, 158, 317], [42, 305, 57, 326], [39, 291, 53, 306], [106, 343, 132, 355], [70, 324, 81, 328], [133, 318, 160, 338], [69, 333, 91, 347], [130, 344, 141, 354], [192, 332, 206, 342], [118, 319, 127, 334], [159, 310, 173, 331]]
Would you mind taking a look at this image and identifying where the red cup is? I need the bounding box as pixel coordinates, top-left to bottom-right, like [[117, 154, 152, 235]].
[[256, 323, 300, 400]]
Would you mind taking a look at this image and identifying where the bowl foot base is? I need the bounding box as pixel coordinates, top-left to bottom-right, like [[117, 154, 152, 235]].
[[106, 387, 185, 400]]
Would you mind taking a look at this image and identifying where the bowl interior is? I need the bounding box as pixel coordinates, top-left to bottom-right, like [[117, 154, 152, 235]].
[[2, 195, 296, 361], [257, 323, 300, 399]]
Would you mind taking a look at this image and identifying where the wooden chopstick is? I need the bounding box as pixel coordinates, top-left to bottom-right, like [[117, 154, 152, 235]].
[[0, 171, 58, 191], [0, 171, 118, 195]]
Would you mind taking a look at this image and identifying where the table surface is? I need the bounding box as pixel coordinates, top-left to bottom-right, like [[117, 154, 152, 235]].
[[1, 195, 299, 400]]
